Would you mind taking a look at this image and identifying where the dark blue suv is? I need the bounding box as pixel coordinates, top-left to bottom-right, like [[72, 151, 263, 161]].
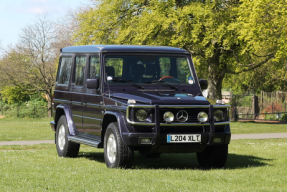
[[50, 45, 231, 168]]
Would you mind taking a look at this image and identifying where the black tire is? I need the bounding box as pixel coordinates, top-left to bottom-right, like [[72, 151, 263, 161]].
[[196, 144, 228, 169], [56, 115, 80, 158], [104, 122, 134, 168]]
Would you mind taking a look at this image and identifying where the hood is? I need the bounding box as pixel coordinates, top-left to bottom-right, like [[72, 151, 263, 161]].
[[109, 92, 210, 105]]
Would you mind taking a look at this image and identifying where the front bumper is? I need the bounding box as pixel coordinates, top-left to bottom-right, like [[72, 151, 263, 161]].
[[123, 104, 231, 150]]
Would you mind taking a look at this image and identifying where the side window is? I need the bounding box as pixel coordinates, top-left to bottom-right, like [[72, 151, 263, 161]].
[[74, 56, 86, 86], [89, 56, 100, 79], [58, 57, 72, 85]]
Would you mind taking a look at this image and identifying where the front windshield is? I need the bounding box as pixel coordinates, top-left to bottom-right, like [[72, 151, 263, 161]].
[[104, 55, 195, 85]]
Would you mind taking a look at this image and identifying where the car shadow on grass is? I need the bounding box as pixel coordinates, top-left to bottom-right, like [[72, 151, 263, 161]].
[[78, 151, 273, 170]]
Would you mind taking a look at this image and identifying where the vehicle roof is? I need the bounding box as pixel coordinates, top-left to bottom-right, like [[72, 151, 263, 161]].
[[61, 45, 190, 54]]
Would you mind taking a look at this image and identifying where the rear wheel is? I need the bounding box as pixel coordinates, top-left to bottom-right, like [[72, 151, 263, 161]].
[[196, 144, 228, 169], [56, 115, 80, 157], [104, 123, 134, 168]]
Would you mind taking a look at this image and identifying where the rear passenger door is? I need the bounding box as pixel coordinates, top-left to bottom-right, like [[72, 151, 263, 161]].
[[54, 56, 72, 107], [69, 55, 87, 131], [82, 55, 103, 137]]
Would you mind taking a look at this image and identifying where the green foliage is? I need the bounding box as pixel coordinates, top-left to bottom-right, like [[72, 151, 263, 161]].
[[0, 86, 31, 104], [281, 113, 287, 121], [0, 93, 47, 118], [74, 0, 287, 98]]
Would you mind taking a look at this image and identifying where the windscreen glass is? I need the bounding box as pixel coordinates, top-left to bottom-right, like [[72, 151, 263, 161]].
[[104, 55, 194, 85]]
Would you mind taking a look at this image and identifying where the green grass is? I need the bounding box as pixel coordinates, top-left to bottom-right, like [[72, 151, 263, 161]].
[[0, 139, 287, 191], [230, 122, 287, 134], [0, 118, 53, 141], [0, 118, 287, 142]]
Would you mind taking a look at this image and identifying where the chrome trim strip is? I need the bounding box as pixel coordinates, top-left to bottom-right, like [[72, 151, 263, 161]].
[[86, 103, 101, 107], [72, 114, 82, 118], [160, 122, 210, 126], [126, 120, 230, 126], [214, 122, 230, 125], [127, 120, 156, 126], [54, 99, 68, 103], [82, 116, 102, 121], [159, 105, 210, 108]]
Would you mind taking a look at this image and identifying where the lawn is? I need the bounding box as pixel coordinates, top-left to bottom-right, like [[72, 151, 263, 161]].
[[0, 118, 287, 142], [0, 118, 53, 141], [0, 139, 287, 191], [231, 122, 287, 134]]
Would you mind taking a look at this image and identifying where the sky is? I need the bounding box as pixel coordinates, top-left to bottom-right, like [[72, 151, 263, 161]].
[[0, 0, 89, 49]]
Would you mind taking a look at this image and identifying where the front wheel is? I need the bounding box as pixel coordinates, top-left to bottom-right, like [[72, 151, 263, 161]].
[[104, 123, 134, 168], [196, 144, 228, 169], [56, 115, 80, 157]]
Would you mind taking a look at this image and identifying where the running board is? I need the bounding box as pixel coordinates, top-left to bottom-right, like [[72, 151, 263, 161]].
[[68, 135, 101, 148]]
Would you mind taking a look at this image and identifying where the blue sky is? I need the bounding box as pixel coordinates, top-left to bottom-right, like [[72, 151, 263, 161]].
[[0, 0, 88, 49]]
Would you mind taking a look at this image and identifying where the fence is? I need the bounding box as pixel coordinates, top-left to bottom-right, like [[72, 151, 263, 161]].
[[231, 91, 287, 121], [0, 105, 48, 118]]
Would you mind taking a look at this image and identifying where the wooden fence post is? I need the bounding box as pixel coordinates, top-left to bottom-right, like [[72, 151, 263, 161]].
[[34, 106, 36, 118], [17, 106, 19, 117]]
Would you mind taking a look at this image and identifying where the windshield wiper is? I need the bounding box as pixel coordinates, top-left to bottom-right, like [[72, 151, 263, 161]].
[[142, 81, 177, 90], [109, 79, 145, 89]]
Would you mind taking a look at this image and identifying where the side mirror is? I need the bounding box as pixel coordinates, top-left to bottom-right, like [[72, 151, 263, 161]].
[[199, 79, 208, 90], [87, 78, 99, 89]]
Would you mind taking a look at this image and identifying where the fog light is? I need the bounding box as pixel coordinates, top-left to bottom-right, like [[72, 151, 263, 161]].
[[163, 111, 174, 123], [197, 112, 208, 123], [214, 109, 224, 121], [214, 138, 222, 143], [140, 138, 152, 144]]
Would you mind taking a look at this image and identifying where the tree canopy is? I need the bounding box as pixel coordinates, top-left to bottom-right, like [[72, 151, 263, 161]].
[[73, 0, 286, 99]]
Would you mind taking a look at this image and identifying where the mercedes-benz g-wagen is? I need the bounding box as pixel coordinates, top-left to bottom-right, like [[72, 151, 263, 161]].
[[50, 45, 231, 168]]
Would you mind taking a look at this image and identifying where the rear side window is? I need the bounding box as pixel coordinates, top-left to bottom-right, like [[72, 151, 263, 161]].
[[74, 56, 86, 86], [89, 56, 100, 79], [58, 57, 72, 85]]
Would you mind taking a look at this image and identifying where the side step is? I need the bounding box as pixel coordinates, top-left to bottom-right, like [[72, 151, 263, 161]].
[[68, 134, 101, 148]]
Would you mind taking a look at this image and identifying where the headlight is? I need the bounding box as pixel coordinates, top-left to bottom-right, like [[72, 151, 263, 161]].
[[163, 111, 174, 123], [135, 109, 148, 121], [214, 109, 224, 121], [197, 112, 208, 123]]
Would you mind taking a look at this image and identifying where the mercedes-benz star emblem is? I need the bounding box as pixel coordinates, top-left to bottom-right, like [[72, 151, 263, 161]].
[[176, 110, 188, 122]]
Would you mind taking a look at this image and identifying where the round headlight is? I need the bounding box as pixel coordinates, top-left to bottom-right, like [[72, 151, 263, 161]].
[[214, 109, 224, 121], [163, 111, 174, 123], [197, 112, 208, 123], [135, 109, 148, 122]]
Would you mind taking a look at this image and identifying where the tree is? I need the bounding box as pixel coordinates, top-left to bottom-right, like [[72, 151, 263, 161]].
[[223, 0, 287, 93], [0, 15, 59, 117], [73, 0, 279, 100]]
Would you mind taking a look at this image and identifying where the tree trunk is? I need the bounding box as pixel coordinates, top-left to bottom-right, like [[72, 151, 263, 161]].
[[206, 49, 225, 100]]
